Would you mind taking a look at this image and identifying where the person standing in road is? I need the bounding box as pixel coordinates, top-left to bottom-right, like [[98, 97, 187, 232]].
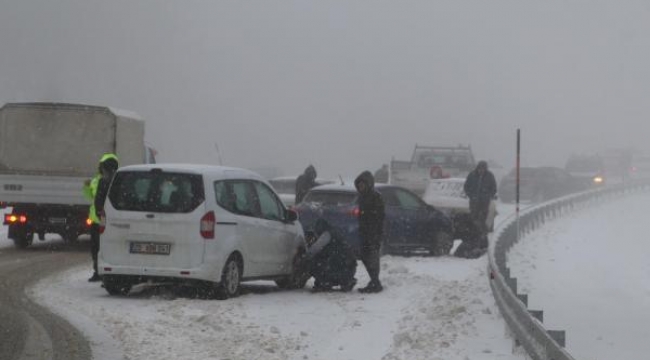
[[83, 153, 119, 282], [295, 164, 318, 204], [354, 171, 385, 293], [463, 160, 497, 238]]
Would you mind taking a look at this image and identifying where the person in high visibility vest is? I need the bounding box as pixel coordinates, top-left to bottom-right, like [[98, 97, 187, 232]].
[[83, 153, 119, 282]]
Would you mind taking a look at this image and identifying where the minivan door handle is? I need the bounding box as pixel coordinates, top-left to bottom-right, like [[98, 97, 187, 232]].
[[146, 214, 155, 219]]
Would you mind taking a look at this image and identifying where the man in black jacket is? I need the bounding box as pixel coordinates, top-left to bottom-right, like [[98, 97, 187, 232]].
[[295, 164, 317, 204], [463, 160, 497, 235], [354, 171, 385, 293]]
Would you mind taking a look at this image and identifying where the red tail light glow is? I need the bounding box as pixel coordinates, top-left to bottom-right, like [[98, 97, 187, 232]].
[[348, 207, 360, 217], [200, 211, 216, 239], [4, 214, 27, 225]]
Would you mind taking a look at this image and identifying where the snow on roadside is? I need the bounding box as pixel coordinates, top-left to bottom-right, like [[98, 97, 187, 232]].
[[508, 193, 650, 360], [29, 255, 526, 360]]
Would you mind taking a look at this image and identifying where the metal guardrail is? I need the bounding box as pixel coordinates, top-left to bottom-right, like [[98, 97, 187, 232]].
[[488, 180, 650, 360]]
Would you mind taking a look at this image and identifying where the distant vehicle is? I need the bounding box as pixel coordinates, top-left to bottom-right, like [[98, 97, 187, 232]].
[[268, 176, 336, 207], [422, 178, 497, 232], [498, 167, 585, 203], [293, 184, 453, 256], [389, 144, 476, 195], [630, 155, 650, 180], [99, 164, 308, 299], [0, 102, 155, 248], [564, 155, 606, 187]]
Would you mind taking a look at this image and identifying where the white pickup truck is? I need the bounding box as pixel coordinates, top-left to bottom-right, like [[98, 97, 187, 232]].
[[0, 102, 155, 248], [389, 145, 476, 195]]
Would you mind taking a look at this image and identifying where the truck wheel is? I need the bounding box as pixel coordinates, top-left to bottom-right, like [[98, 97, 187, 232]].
[[13, 233, 34, 249], [62, 231, 78, 243]]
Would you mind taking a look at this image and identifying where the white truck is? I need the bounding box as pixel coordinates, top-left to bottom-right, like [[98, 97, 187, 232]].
[[389, 144, 476, 196], [0, 102, 155, 248]]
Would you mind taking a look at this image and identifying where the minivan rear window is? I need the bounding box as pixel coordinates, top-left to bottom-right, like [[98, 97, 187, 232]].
[[109, 171, 205, 213]]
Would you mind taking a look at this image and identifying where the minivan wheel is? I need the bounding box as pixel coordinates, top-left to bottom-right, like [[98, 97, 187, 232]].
[[276, 249, 310, 290], [216, 256, 242, 299], [103, 275, 132, 296]]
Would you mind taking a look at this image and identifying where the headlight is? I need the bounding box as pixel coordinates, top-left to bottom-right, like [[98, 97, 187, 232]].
[[593, 176, 604, 184]]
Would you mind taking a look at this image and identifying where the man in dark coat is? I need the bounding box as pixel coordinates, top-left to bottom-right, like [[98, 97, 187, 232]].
[[295, 164, 317, 204], [354, 171, 385, 293], [307, 219, 357, 292], [463, 160, 497, 235]]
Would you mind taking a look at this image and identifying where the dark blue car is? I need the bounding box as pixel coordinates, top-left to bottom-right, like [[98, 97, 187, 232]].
[[294, 184, 453, 256]]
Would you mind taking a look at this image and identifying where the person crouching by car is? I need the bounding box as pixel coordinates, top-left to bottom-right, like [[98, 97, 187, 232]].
[[354, 171, 385, 293], [306, 219, 357, 292]]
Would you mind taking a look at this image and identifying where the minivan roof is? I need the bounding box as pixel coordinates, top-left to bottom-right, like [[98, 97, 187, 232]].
[[117, 163, 265, 181]]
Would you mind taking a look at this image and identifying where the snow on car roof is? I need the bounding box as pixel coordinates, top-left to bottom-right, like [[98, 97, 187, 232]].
[[310, 183, 394, 192], [117, 163, 264, 181]]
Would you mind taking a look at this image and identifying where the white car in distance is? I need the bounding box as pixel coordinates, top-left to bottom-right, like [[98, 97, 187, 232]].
[[422, 178, 497, 232]]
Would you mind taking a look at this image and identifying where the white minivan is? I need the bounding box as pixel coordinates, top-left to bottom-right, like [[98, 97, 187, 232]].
[[98, 164, 308, 299]]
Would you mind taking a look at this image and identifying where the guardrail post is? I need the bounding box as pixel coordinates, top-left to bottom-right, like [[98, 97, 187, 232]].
[[548, 330, 566, 347], [517, 293, 528, 306], [529, 310, 543, 322]]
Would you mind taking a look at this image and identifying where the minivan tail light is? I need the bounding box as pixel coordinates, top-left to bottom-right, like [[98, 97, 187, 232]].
[[200, 211, 216, 239], [348, 207, 360, 217]]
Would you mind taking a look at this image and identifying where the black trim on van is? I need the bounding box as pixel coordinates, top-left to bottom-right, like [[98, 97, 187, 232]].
[[216, 221, 237, 225]]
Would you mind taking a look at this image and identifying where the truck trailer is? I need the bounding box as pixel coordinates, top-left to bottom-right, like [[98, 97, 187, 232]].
[[0, 102, 154, 248]]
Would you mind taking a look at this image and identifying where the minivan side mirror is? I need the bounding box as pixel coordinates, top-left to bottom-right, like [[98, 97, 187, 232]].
[[285, 209, 298, 223]]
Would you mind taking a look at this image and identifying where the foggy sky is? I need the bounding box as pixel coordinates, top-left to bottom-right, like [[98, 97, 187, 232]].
[[2, 1, 650, 179]]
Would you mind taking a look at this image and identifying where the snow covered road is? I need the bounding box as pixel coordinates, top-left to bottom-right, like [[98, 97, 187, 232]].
[[27, 253, 526, 360]]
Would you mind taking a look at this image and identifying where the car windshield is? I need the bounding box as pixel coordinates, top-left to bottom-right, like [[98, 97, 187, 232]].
[[301, 191, 356, 206], [108, 171, 205, 213]]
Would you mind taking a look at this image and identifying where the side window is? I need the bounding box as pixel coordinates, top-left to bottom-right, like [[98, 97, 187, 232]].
[[215, 181, 236, 213], [214, 180, 260, 217], [254, 182, 283, 221], [395, 189, 424, 209]]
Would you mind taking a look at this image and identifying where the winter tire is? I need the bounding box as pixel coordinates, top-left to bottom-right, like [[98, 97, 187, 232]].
[[276, 248, 310, 290], [102, 275, 132, 296], [215, 256, 242, 299]]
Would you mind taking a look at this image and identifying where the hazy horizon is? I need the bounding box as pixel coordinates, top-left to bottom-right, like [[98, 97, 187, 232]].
[[2, 1, 649, 179]]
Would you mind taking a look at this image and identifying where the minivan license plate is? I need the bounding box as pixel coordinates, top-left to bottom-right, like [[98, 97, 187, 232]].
[[129, 242, 171, 255]]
